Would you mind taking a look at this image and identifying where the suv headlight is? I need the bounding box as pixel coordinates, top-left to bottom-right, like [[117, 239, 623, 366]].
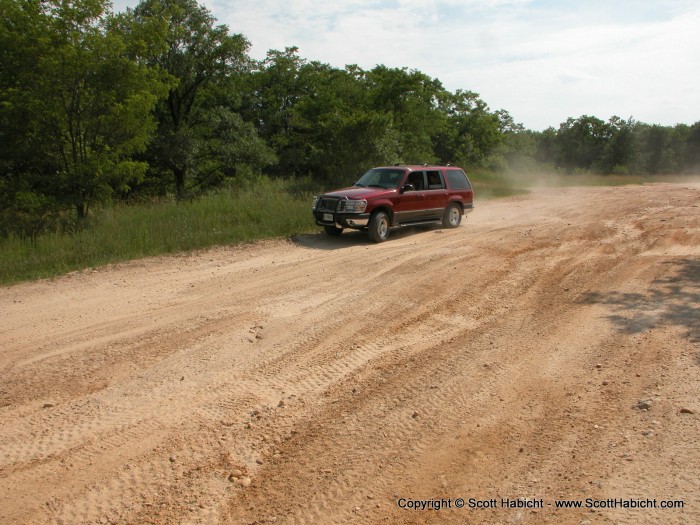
[[312, 195, 320, 210], [344, 199, 367, 213]]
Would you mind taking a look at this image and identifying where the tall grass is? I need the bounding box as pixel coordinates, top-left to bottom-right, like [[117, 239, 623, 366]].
[[0, 178, 317, 285], [469, 169, 530, 198]]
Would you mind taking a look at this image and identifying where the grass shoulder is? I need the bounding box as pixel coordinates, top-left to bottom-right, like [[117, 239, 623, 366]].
[[0, 178, 317, 285]]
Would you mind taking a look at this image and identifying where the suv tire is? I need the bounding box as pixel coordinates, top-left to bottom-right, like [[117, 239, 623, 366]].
[[368, 211, 390, 243], [442, 202, 462, 228]]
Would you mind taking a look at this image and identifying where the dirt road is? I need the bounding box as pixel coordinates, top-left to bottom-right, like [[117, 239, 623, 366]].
[[1, 183, 699, 524]]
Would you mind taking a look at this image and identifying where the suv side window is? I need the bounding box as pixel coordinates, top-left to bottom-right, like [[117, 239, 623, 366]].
[[406, 171, 425, 191], [446, 169, 471, 190], [426, 170, 444, 190]]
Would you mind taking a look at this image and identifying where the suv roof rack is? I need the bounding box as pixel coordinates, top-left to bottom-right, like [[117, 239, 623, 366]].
[[392, 163, 452, 167]]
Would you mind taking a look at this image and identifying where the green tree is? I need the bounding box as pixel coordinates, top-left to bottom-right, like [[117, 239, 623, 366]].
[[490, 110, 539, 171], [599, 116, 636, 174], [242, 51, 507, 183], [288, 62, 399, 185], [131, 0, 273, 198], [634, 124, 673, 174], [366, 66, 446, 163], [685, 121, 700, 171], [555, 115, 612, 172], [434, 89, 502, 167], [0, 0, 53, 235], [240, 47, 312, 179], [1, 0, 169, 227], [241, 53, 400, 184], [533, 127, 558, 167]]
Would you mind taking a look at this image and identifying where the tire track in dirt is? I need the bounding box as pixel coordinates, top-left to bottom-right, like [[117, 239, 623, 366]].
[[225, 219, 619, 524], [1, 183, 698, 524]]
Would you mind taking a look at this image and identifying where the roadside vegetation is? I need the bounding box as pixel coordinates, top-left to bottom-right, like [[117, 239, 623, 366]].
[[0, 178, 316, 284], [4, 170, 695, 286], [1, 0, 698, 284], [0, 172, 528, 285]]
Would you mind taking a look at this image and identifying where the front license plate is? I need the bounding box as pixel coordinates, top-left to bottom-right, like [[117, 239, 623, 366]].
[[323, 213, 333, 222]]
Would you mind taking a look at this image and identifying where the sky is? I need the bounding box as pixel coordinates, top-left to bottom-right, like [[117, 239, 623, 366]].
[[112, 0, 700, 131]]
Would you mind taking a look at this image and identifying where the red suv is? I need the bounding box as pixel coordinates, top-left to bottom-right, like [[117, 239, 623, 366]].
[[312, 165, 474, 242]]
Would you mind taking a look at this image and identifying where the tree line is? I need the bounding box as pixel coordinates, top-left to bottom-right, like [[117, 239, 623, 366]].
[[507, 116, 700, 176], [1, 0, 698, 237]]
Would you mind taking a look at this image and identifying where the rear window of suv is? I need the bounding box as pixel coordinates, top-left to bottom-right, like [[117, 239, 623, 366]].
[[426, 170, 444, 189], [446, 169, 471, 190]]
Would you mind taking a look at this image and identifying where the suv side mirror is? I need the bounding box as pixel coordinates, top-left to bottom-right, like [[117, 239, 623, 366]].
[[401, 184, 415, 194]]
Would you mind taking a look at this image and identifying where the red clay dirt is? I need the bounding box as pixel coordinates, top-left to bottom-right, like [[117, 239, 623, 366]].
[[1, 182, 699, 524]]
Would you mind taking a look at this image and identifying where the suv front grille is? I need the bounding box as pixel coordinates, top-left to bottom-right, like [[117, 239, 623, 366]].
[[318, 197, 340, 212]]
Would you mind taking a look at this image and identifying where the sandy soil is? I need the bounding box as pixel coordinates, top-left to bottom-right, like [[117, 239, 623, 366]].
[[1, 183, 699, 525]]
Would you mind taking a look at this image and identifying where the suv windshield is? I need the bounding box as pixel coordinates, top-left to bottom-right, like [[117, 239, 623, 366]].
[[354, 168, 404, 189]]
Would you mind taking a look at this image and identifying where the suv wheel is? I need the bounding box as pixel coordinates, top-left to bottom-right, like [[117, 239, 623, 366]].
[[443, 203, 462, 228], [324, 225, 343, 237], [368, 211, 390, 242]]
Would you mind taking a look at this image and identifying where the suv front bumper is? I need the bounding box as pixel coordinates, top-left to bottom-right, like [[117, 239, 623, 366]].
[[314, 211, 371, 229]]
